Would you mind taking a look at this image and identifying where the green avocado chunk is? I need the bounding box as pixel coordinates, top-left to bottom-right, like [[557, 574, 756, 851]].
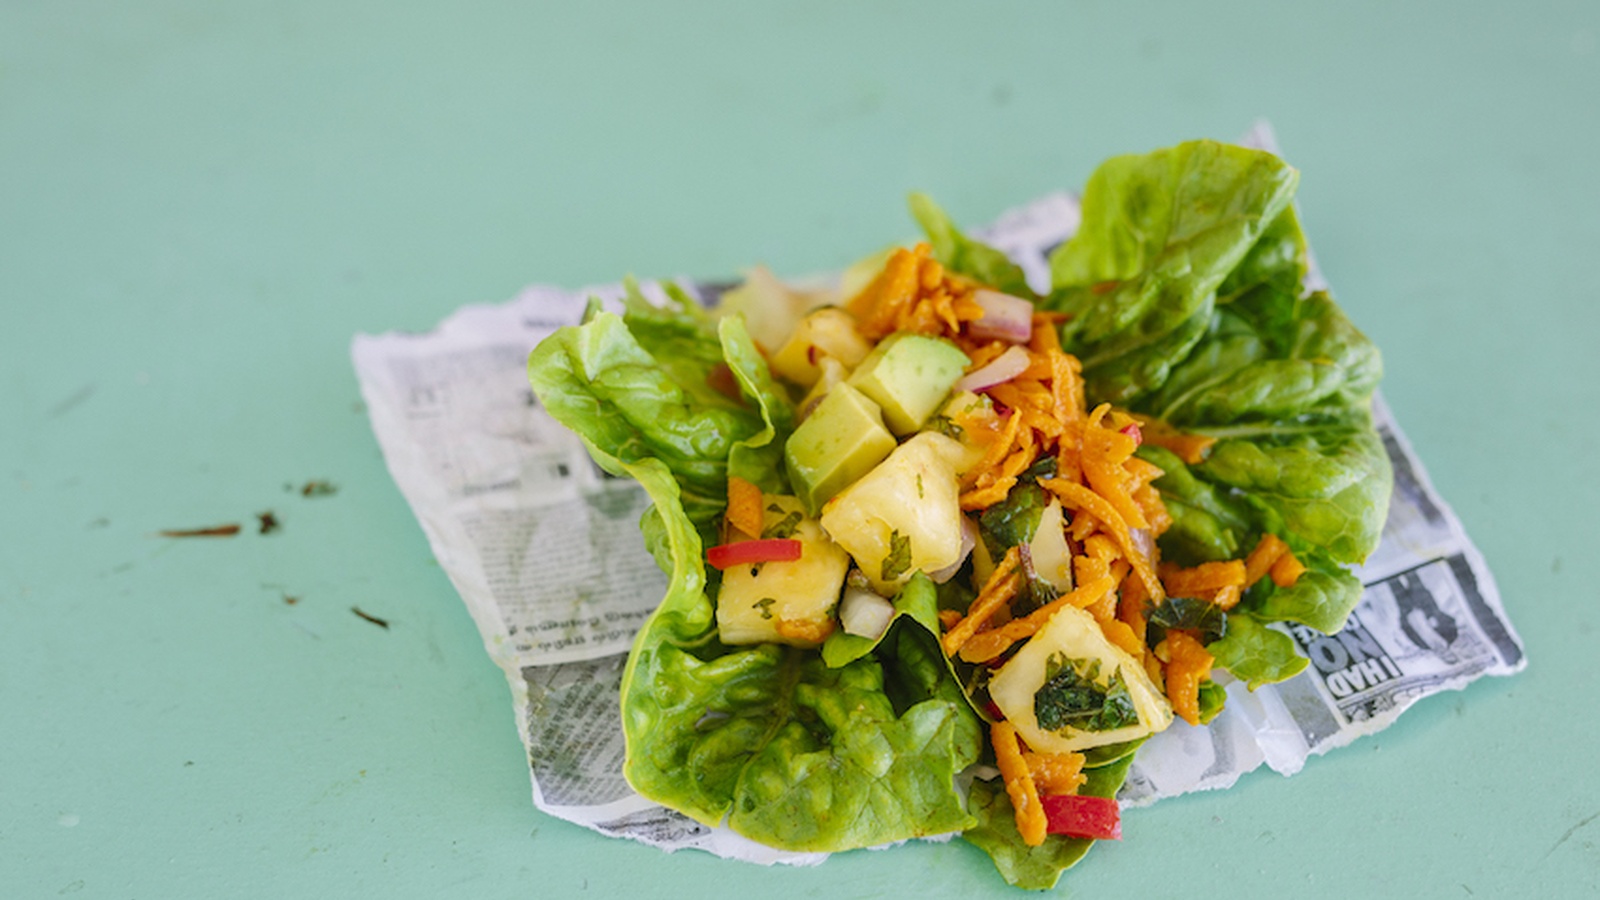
[[784, 382, 897, 514], [846, 333, 971, 435]]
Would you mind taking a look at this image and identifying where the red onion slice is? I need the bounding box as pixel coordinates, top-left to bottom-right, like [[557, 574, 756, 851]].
[[954, 345, 1031, 393], [968, 289, 1034, 343], [927, 517, 978, 584]]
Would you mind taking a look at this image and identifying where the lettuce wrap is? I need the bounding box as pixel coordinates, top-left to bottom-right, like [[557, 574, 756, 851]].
[[526, 140, 1390, 889]]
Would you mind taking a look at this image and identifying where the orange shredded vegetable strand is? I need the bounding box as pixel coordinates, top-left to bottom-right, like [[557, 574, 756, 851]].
[[1164, 631, 1214, 726], [1118, 572, 1149, 640], [1074, 554, 1111, 588], [1069, 509, 1099, 541], [1100, 617, 1145, 660], [960, 479, 1016, 511], [725, 476, 764, 540], [968, 409, 1024, 487], [848, 244, 928, 339], [1025, 751, 1087, 796], [1091, 559, 1130, 623], [1123, 456, 1165, 489], [1162, 559, 1247, 599], [1212, 584, 1243, 611], [1081, 404, 1149, 531], [993, 721, 1047, 847], [1042, 478, 1165, 604], [956, 576, 1117, 663], [1243, 533, 1291, 585], [1129, 414, 1217, 465], [1132, 483, 1172, 537], [941, 547, 1021, 656], [1083, 534, 1121, 562], [775, 617, 835, 645], [1270, 551, 1307, 587]]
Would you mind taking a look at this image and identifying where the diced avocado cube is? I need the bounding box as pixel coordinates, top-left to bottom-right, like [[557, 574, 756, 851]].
[[846, 333, 971, 435], [784, 383, 897, 514]]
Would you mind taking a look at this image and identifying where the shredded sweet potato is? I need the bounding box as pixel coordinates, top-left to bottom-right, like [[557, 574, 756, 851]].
[[1083, 534, 1121, 562], [847, 244, 927, 340], [1160, 559, 1247, 600], [775, 617, 835, 645], [725, 476, 764, 540], [1131, 483, 1172, 537], [1243, 533, 1291, 585], [1129, 413, 1217, 465], [1122, 456, 1165, 490], [1270, 551, 1307, 587], [1025, 750, 1087, 796], [1163, 630, 1214, 726], [941, 547, 1021, 656], [957, 575, 1116, 663], [960, 479, 1016, 511], [1100, 617, 1145, 660], [1118, 572, 1149, 640], [993, 721, 1047, 847], [1087, 560, 1129, 623], [1081, 404, 1149, 530], [1073, 554, 1111, 589], [1212, 584, 1243, 611], [1042, 478, 1164, 604], [966, 409, 1025, 487]]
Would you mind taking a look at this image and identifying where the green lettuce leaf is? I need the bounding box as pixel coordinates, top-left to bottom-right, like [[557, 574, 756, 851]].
[[1136, 445, 1257, 566], [529, 299, 981, 853], [1248, 552, 1365, 635], [1146, 288, 1382, 427], [1197, 679, 1228, 724], [1194, 418, 1390, 565], [1044, 140, 1301, 406], [717, 314, 795, 492], [1045, 140, 1391, 639], [910, 192, 1035, 299], [822, 573, 941, 668], [528, 309, 764, 539], [1216, 204, 1308, 302], [1208, 613, 1311, 690], [963, 752, 1137, 890]]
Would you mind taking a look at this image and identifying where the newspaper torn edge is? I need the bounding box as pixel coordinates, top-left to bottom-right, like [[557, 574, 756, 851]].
[[351, 122, 1524, 865]]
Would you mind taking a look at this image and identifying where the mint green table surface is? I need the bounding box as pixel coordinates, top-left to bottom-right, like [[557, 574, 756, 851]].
[[4, 2, 1596, 897]]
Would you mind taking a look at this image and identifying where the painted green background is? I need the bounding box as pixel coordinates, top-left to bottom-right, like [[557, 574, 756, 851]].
[[3, 2, 1595, 897]]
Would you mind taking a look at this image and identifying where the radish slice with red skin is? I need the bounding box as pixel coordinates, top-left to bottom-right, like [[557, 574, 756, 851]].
[[954, 345, 1031, 393], [968, 290, 1035, 343]]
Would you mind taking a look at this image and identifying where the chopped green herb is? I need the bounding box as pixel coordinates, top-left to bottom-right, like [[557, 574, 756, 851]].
[[762, 510, 803, 540], [754, 597, 776, 620], [881, 530, 913, 582], [925, 414, 963, 439], [1034, 655, 1140, 733]]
